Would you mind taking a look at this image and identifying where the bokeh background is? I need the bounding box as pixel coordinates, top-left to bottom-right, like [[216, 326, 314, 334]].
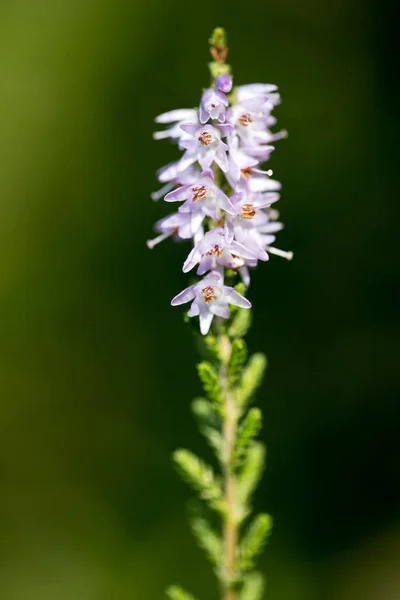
[[1, 0, 399, 598]]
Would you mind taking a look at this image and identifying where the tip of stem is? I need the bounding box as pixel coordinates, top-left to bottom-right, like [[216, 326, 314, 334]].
[[209, 27, 227, 48], [208, 27, 231, 81]]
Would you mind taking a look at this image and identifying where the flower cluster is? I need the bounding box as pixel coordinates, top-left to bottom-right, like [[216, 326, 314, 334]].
[[148, 66, 292, 335]]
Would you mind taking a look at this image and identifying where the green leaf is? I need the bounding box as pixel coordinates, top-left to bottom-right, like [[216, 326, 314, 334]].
[[238, 572, 265, 600], [173, 449, 224, 512], [190, 515, 223, 566], [166, 585, 198, 600], [234, 408, 262, 467], [191, 397, 219, 427], [197, 361, 222, 410], [237, 442, 266, 519], [203, 332, 219, 360], [228, 339, 248, 386], [238, 513, 273, 572], [228, 307, 253, 339], [238, 353, 267, 409], [191, 399, 222, 459]]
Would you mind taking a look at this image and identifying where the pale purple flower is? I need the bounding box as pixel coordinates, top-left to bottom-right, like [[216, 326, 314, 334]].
[[225, 196, 292, 265], [235, 84, 280, 106], [149, 68, 291, 333], [183, 228, 256, 275], [154, 108, 198, 141], [147, 211, 204, 249], [216, 74, 233, 93], [164, 169, 236, 219], [179, 123, 233, 172], [237, 167, 282, 194], [229, 100, 286, 146], [152, 163, 200, 201], [199, 89, 229, 123], [171, 271, 251, 335]]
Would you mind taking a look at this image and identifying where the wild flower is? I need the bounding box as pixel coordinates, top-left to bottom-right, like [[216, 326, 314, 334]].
[[149, 27, 293, 600]]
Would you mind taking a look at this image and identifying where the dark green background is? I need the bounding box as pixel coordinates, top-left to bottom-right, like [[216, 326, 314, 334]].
[[0, 0, 399, 598]]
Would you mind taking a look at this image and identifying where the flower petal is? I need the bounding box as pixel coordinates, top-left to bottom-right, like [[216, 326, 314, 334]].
[[171, 285, 195, 306], [164, 185, 191, 202], [210, 303, 230, 318], [187, 300, 200, 317], [199, 309, 214, 335], [224, 288, 252, 309], [155, 109, 197, 124], [183, 247, 201, 273]]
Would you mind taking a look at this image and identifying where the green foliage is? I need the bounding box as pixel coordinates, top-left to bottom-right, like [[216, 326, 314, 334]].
[[228, 338, 248, 386], [238, 573, 265, 600], [234, 408, 262, 467], [173, 449, 223, 512], [191, 397, 218, 427], [203, 333, 220, 360], [191, 515, 223, 566], [197, 361, 222, 411], [191, 397, 222, 458], [237, 353, 267, 409], [228, 307, 253, 339], [166, 586, 198, 600], [237, 442, 266, 519], [238, 514, 273, 573], [192, 398, 222, 460]]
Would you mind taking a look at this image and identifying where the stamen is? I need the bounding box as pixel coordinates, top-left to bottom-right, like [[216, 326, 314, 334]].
[[206, 244, 222, 257], [238, 113, 253, 127], [198, 131, 213, 146], [146, 232, 170, 249], [241, 167, 253, 180], [241, 203, 256, 219], [192, 186, 207, 201], [201, 286, 215, 303], [231, 256, 245, 269], [267, 247, 293, 260]]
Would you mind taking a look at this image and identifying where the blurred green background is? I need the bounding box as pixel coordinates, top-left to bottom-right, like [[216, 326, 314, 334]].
[[0, 0, 399, 598]]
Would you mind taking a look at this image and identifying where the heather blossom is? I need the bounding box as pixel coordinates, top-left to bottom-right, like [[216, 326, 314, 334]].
[[148, 28, 292, 335], [171, 271, 251, 335], [153, 30, 295, 600]]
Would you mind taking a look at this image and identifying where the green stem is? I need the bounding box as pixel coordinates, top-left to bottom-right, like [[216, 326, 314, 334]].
[[219, 332, 237, 600]]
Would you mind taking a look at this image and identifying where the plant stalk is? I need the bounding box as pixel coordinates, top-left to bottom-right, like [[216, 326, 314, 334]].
[[219, 332, 237, 600]]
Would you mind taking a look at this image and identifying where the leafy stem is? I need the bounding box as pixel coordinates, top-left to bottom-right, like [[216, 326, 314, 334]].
[[218, 330, 238, 599]]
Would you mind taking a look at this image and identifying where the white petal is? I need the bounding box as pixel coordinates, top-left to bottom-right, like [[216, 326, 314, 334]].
[[164, 186, 191, 202], [178, 151, 197, 172], [171, 286, 195, 306], [240, 266, 251, 287], [230, 240, 257, 260], [198, 152, 214, 171], [191, 212, 205, 236], [151, 182, 174, 201], [210, 303, 230, 318], [199, 310, 214, 335], [215, 149, 229, 173], [224, 220, 234, 244], [225, 288, 252, 309], [197, 255, 213, 275], [187, 301, 200, 317], [183, 247, 201, 273], [155, 109, 197, 124]]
